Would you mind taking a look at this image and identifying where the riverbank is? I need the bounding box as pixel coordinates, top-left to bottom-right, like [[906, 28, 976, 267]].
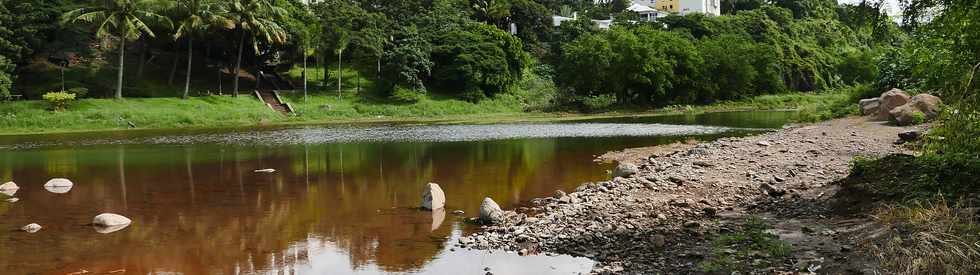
[[462, 116, 922, 273], [0, 90, 852, 136]]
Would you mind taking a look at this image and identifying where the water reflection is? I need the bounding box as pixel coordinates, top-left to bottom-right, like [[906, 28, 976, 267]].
[[0, 111, 796, 274]]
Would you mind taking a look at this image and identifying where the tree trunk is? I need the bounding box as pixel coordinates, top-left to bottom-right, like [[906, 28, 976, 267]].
[[337, 49, 342, 99], [321, 50, 328, 87], [183, 38, 193, 99], [377, 57, 381, 77], [233, 31, 246, 97], [303, 52, 308, 102], [116, 38, 126, 99]]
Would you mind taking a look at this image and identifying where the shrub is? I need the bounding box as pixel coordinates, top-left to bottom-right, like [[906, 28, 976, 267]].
[[390, 86, 426, 103], [581, 94, 617, 112], [42, 91, 77, 111]]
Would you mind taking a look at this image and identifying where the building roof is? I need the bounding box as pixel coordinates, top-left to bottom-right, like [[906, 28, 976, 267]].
[[626, 3, 657, 13]]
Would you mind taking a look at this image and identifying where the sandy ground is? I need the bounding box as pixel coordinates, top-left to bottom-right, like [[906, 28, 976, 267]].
[[462, 117, 922, 274]]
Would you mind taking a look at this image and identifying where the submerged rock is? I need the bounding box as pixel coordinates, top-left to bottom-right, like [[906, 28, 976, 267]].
[[480, 197, 505, 224], [253, 168, 276, 173], [421, 183, 446, 210], [94, 224, 130, 234], [612, 163, 639, 178], [6, 197, 18, 203], [21, 223, 42, 233], [44, 178, 74, 194], [92, 213, 132, 227]]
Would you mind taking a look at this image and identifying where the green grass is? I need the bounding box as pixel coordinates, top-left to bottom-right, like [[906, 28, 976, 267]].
[[0, 88, 856, 136], [700, 216, 792, 273]]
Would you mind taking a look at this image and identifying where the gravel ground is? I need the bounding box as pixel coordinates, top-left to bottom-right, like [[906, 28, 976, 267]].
[[462, 117, 920, 274]]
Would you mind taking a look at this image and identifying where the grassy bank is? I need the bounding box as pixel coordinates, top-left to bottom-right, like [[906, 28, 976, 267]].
[[0, 87, 859, 136]]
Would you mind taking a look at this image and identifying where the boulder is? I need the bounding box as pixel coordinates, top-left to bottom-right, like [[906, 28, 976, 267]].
[[898, 130, 921, 143], [420, 183, 446, 210], [876, 89, 910, 120], [612, 163, 639, 178], [858, 98, 880, 116], [890, 94, 942, 125], [479, 197, 505, 224], [21, 223, 42, 233], [44, 178, 74, 194], [92, 213, 132, 227]]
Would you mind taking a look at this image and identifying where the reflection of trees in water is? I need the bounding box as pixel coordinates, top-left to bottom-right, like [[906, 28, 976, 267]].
[[0, 137, 618, 273]]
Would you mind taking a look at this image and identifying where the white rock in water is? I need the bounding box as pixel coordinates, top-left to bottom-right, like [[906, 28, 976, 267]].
[[6, 197, 19, 203], [92, 213, 132, 227], [44, 178, 74, 194], [21, 223, 42, 233], [421, 183, 446, 210], [479, 197, 505, 224], [253, 169, 276, 173], [0, 181, 18, 196]]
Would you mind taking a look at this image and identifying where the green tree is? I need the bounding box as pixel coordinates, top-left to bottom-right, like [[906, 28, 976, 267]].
[[226, 0, 287, 96], [172, 0, 230, 99], [0, 56, 12, 98], [63, 0, 172, 99], [429, 21, 531, 100]]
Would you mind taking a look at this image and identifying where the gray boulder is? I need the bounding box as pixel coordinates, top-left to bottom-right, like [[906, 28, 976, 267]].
[[92, 213, 132, 227], [859, 98, 880, 116], [612, 163, 639, 178], [421, 182, 446, 210], [876, 89, 910, 120], [479, 197, 505, 224]]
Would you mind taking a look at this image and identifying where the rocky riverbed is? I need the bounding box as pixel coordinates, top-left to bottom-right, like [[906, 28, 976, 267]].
[[462, 117, 920, 274]]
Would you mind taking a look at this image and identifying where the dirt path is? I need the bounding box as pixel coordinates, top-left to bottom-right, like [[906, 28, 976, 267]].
[[463, 117, 921, 274]]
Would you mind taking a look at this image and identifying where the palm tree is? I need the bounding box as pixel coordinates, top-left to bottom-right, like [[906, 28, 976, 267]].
[[172, 0, 231, 99], [227, 0, 287, 97], [63, 0, 172, 99]]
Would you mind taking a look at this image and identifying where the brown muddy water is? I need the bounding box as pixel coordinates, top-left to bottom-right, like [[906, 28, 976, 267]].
[[0, 111, 795, 274]]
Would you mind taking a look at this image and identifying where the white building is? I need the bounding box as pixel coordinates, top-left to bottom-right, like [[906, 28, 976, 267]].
[[677, 0, 721, 16]]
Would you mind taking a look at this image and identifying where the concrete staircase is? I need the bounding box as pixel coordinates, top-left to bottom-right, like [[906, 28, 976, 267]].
[[254, 90, 293, 115]]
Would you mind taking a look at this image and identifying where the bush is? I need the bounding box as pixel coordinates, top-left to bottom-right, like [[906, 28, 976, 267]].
[[390, 86, 426, 103], [42, 91, 76, 111], [581, 94, 617, 112]]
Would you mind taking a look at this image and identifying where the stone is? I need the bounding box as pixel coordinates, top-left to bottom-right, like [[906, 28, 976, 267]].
[[612, 163, 639, 178], [0, 181, 18, 196], [43, 178, 74, 194], [683, 221, 701, 228], [21, 223, 42, 233], [760, 183, 786, 197], [876, 88, 910, 120], [693, 161, 714, 167], [92, 213, 132, 227], [890, 94, 942, 125], [898, 130, 921, 143], [703, 207, 718, 217], [480, 197, 505, 224], [757, 141, 772, 147], [0, 181, 18, 191], [421, 183, 446, 210], [253, 168, 276, 173], [552, 190, 567, 199], [859, 98, 880, 116], [6, 197, 18, 203]]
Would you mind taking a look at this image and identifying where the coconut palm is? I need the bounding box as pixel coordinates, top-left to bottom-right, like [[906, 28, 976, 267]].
[[172, 0, 232, 99], [227, 0, 287, 97], [63, 0, 172, 99]]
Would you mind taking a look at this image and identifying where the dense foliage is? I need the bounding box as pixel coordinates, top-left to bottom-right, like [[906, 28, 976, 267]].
[[0, 0, 949, 112]]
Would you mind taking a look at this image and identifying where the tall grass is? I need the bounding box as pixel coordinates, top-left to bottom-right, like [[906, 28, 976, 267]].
[[867, 198, 980, 274]]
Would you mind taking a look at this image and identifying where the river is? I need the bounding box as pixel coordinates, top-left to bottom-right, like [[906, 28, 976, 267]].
[[0, 111, 795, 274]]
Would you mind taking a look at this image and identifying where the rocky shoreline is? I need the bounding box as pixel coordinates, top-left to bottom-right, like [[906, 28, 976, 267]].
[[462, 117, 919, 274]]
